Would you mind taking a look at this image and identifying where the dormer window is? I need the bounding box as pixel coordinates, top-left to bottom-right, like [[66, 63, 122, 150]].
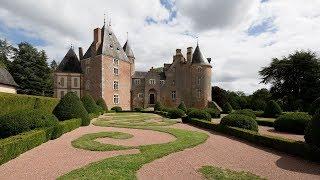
[[109, 32, 112, 36], [116, 47, 120, 50], [149, 79, 156, 85], [110, 44, 113, 49], [113, 59, 119, 66]]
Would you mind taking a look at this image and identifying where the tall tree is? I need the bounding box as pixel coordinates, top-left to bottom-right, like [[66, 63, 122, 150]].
[[10, 42, 53, 96], [259, 50, 320, 111], [211, 86, 227, 107], [0, 39, 15, 68], [50, 60, 58, 70]]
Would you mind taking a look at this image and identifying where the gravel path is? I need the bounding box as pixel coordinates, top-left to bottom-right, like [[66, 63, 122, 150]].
[[138, 123, 320, 180], [0, 123, 175, 180]]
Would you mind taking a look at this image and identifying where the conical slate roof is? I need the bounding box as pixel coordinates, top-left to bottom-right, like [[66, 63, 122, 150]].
[[56, 48, 82, 73], [123, 40, 135, 58], [0, 67, 18, 87], [192, 44, 206, 64]]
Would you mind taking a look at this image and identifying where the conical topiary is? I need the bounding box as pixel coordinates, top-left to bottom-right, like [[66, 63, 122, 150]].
[[53, 92, 90, 126], [154, 101, 163, 111], [263, 100, 282, 118], [96, 98, 108, 112], [178, 101, 187, 112], [81, 94, 100, 114], [305, 109, 320, 148]]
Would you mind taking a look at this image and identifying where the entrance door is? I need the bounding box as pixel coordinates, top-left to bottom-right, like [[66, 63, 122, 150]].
[[149, 94, 155, 104]]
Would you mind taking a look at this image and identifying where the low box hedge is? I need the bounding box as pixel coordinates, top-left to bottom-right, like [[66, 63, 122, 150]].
[[255, 118, 275, 127], [185, 118, 320, 162], [51, 118, 82, 139]]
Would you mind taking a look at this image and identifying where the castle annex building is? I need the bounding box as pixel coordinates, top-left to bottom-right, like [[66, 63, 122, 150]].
[[54, 23, 213, 110]]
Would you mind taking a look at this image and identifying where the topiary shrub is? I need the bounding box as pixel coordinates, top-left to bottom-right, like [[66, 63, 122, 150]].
[[111, 106, 122, 112], [134, 107, 143, 112], [222, 102, 233, 114], [52, 92, 90, 126], [305, 110, 320, 148], [81, 94, 100, 114], [154, 101, 163, 111], [96, 98, 108, 112], [178, 101, 187, 112], [205, 108, 221, 118], [188, 109, 211, 121], [231, 109, 256, 119], [187, 108, 198, 115], [309, 97, 320, 115], [167, 108, 185, 119], [0, 109, 59, 138], [263, 100, 282, 118], [274, 112, 311, 134], [220, 114, 258, 131]]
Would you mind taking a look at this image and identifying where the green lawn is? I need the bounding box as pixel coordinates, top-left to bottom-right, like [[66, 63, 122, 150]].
[[198, 166, 265, 180], [59, 113, 208, 179]]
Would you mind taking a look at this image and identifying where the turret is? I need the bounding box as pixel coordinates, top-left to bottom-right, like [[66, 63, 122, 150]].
[[123, 39, 135, 76]]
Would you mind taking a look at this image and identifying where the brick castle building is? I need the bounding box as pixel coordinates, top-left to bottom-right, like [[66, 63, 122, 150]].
[[54, 23, 212, 110]]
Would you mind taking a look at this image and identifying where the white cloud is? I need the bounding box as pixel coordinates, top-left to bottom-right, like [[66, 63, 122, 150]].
[[0, 0, 320, 94]]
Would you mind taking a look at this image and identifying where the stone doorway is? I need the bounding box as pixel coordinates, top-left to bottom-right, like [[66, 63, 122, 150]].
[[149, 93, 155, 105]]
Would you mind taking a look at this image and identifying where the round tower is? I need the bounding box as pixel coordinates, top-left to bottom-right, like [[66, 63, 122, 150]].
[[123, 38, 135, 76], [190, 43, 212, 109]]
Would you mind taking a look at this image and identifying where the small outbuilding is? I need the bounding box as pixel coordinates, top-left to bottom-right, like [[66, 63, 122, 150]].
[[0, 67, 18, 94]]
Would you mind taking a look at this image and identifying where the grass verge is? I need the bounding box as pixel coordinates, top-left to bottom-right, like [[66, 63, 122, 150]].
[[198, 166, 264, 180]]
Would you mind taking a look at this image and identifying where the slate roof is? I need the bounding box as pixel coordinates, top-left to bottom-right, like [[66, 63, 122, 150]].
[[192, 44, 206, 64], [123, 40, 135, 58], [0, 67, 18, 87], [83, 25, 130, 62], [132, 71, 148, 78], [56, 48, 82, 73]]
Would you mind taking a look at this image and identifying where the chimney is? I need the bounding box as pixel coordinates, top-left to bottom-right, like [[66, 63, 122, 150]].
[[93, 28, 102, 44], [187, 47, 193, 63], [79, 47, 83, 60], [176, 49, 182, 55]]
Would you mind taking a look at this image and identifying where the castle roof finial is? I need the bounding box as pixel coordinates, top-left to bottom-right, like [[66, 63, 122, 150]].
[[126, 32, 129, 41], [196, 36, 199, 46], [103, 13, 106, 26]]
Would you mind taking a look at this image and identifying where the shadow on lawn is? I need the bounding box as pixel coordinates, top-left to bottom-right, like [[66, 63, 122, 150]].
[[185, 123, 320, 175]]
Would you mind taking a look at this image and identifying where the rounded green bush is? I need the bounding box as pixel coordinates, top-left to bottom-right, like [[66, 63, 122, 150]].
[[309, 97, 320, 115], [205, 108, 221, 118], [111, 106, 122, 112], [222, 102, 233, 114], [96, 98, 108, 112], [231, 109, 256, 119], [305, 110, 320, 148], [154, 101, 163, 111], [81, 94, 100, 114], [220, 114, 258, 131], [134, 107, 143, 112], [167, 108, 185, 119], [53, 92, 90, 126], [187, 108, 198, 115], [178, 101, 187, 112], [188, 109, 211, 121], [274, 112, 311, 134], [263, 100, 282, 118], [0, 109, 59, 138]]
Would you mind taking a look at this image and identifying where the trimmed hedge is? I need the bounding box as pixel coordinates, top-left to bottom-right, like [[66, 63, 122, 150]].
[[0, 92, 59, 116], [178, 102, 187, 112], [222, 102, 233, 114], [253, 111, 264, 117], [53, 92, 90, 126], [188, 109, 211, 121], [96, 98, 108, 112], [0, 109, 59, 138], [263, 100, 282, 118], [51, 118, 82, 139], [134, 107, 143, 112], [309, 97, 320, 115], [255, 118, 274, 127], [231, 109, 256, 119], [111, 106, 122, 112], [305, 111, 320, 148], [81, 94, 101, 114], [220, 114, 258, 132], [167, 108, 185, 119], [274, 112, 311, 134], [205, 108, 221, 118], [185, 118, 320, 162], [154, 101, 163, 111]]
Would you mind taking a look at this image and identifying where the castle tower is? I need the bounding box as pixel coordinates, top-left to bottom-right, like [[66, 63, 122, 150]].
[[54, 47, 82, 98], [190, 43, 212, 108], [123, 39, 135, 76]]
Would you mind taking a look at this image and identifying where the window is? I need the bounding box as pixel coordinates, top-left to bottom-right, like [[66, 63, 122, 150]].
[[160, 80, 165, 86], [113, 81, 119, 90], [171, 91, 176, 101], [138, 93, 144, 98], [113, 59, 119, 66], [172, 80, 175, 86], [197, 67, 202, 73], [85, 81, 90, 90], [149, 79, 156, 85], [197, 89, 201, 99], [60, 91, 65, 98], [113, 94, 119, 104], [134, 79, 141, 85], [74, 78, 78, 87], [59, 77, 65, 87], [197, 77, 201, 85], [114, 67, 119, 75]]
